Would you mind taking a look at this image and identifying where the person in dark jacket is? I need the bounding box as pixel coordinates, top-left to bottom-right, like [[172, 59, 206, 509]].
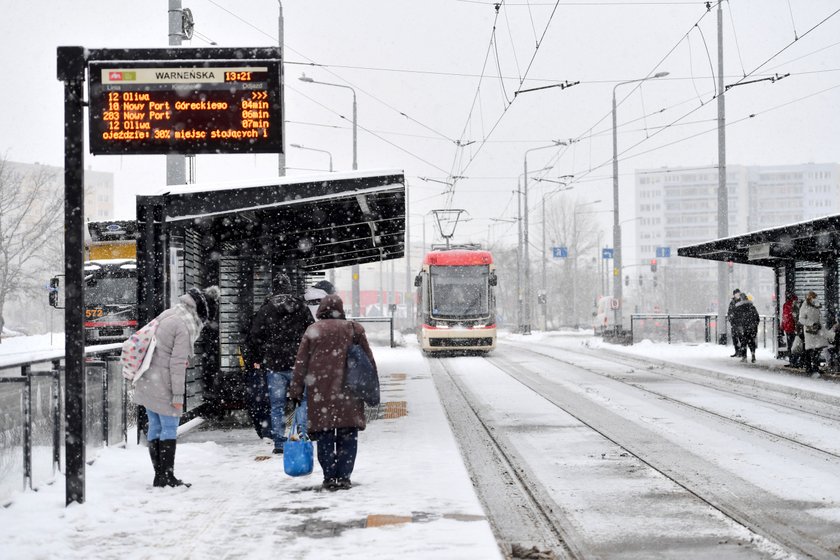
[[727, 289, 742, 357], [732, 292, 760, 363], [134, 285, 219, 488], [290, 294, 377, 491], [245, 273, 314, 454]]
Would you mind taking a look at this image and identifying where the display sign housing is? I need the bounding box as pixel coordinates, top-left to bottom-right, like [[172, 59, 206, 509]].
[[88, 58, 282, 155]]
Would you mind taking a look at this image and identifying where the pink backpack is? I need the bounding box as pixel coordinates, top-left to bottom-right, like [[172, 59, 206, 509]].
[[120, 318, 160, 383]]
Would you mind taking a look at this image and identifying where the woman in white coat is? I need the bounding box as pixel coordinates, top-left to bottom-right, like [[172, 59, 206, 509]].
[[798, 290, 828, 377], [133, 286, 219, 487]]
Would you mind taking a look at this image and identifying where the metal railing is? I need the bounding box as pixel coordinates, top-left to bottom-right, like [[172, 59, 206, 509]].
[[629, 313, 777, 349], [0, 345, 130, 506], [349, 316, 395, 348]]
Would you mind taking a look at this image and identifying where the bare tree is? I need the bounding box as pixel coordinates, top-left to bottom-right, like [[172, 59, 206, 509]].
[[0, 156, 63, 340]]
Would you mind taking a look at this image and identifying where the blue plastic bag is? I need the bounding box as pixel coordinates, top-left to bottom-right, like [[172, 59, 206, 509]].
[[283, 414, 313, 477]]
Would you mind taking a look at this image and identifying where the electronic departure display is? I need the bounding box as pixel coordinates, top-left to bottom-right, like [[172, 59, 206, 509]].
[[88, 60, 282, 155]]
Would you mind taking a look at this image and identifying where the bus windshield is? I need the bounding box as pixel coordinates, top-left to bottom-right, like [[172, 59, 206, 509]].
[[86, 276, 137, 306], [429, 265, 489, 318]]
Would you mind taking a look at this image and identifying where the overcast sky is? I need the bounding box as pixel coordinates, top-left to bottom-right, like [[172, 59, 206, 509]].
[[1, 0, 838, 248]]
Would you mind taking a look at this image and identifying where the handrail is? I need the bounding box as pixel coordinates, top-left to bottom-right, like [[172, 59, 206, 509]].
[[0, 343, 122, 371]]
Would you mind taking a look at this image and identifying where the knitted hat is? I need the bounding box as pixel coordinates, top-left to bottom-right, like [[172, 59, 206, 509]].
[[188, 285, 220, 322]]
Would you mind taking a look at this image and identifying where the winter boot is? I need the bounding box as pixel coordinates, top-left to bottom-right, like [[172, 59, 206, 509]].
[[751, 353, 756, 363], [148, 439, 165, 488], [158, 439, 191, 488]]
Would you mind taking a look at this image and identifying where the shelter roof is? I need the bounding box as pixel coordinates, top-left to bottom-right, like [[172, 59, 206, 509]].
[[137, 170, 405, 271], [677, 213, 840, 267]]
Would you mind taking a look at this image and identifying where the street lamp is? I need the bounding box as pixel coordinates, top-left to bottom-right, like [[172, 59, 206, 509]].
[[522, 140, 566, 334], [299, 74, 361, 315], [612, 71, 668, 331], [290, 143, 333, 172]]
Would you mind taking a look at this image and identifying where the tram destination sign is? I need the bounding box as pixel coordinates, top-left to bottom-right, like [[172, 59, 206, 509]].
[[88, 59, 282, 155]]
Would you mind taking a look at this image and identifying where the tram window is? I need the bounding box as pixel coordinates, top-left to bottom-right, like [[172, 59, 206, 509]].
[[430, 265, 489, 317]]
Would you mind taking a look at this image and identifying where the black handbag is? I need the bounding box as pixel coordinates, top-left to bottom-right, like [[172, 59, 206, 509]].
[[345, 322, 380, 406]]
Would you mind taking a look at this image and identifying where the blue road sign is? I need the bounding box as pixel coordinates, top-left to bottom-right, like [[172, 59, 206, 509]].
[[602, 248, 614, 259], [655, 247, 671, 258], [552, 246, 568, 258]]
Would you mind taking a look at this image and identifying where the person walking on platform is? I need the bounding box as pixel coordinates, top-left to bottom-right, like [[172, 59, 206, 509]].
[[799, 291, 829, 377], [781, 293, 800, 367], [246, 273, 314, 454], [732, 292, 760, 363], [727, 289, 743, 357], [290, 294, 377, 492], [134, 285, 220, 488]]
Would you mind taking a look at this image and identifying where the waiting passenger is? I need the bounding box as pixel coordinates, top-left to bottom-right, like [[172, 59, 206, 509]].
[[798, 291, 828, 378], [245, 273, 314, 454], [134, 285, 219, 488], [290, 294, 377, 491], [732, 292, 759, 363]]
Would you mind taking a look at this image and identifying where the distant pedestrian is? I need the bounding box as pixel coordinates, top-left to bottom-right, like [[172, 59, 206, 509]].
[[732, 292, 760, 363], [781, 293, 800, 367], [245, 273, 314, 454], [727, 289, 742, 357], [290, 294, 377, 491], [798, 291, 828, 377], [304, 279, 336, 320], [134, 285, 220, 488]]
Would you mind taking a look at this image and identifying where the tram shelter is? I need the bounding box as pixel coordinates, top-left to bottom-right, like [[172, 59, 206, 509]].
[[678, 213, 840, 356], [135, 170, 405, 413]]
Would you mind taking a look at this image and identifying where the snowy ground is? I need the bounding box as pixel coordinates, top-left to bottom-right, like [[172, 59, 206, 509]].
[[0, 339, 500, 560], [2, 330, 839, 559]]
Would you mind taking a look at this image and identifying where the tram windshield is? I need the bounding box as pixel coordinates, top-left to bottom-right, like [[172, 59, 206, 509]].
[[429, 265, 489, 318]]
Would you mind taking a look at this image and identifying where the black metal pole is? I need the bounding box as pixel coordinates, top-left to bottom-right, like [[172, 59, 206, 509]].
[[23, 366, 32, 490], [52, 361, 62, 472], [57, 46, 87, 505]]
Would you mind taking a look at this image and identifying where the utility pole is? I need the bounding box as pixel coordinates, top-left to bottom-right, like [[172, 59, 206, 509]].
[[277, 1, 286, 176], [167, 1, 186, 187], [716, 0, 729, 344]]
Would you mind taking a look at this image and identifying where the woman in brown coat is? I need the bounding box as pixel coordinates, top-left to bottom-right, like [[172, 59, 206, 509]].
[[290, 294, 377, 491]]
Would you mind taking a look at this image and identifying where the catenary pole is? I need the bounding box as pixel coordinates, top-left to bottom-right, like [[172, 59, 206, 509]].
[[167, 0, 186, 186], [717, 0, 729, 343]]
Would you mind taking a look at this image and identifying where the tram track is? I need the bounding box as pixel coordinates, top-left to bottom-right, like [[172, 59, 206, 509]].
[[430, 357, 583, 560], [499, 340, 840, 462], [478, 343, 840, 560]]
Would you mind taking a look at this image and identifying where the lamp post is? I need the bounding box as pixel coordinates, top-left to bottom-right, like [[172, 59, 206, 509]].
[[612, 72, 668, 331], [522, 141, 566, 334], [299, 74, 360, 315], [290, 143, 333, 172]]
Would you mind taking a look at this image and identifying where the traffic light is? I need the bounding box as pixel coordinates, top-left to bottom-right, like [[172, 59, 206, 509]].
[[650, 258, 657, 273], [638, 275, 643, 287], [624, 275, 629, 286]]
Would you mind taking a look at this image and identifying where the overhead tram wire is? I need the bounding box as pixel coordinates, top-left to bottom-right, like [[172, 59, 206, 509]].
[[202, 0, 457, 146], [289, 85, 452, 175], [447, 0, 569, 202], [532, 3, 840, 189]]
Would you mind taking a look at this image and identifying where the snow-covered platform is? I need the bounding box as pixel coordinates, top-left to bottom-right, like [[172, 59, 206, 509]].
[[0, 344, 502, 560]]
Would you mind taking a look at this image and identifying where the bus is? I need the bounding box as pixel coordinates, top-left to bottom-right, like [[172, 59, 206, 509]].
[[50, 221, 138, 344], [414, 246, 497, 353]]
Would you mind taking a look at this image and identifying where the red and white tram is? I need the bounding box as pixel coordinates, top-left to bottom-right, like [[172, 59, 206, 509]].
[[414, 247, 497, 353]]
